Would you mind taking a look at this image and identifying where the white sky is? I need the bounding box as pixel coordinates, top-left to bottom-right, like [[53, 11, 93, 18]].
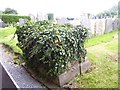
[[0, 0, 119, 17]]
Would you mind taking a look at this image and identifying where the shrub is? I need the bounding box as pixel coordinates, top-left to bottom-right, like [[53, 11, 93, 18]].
[[15, 20, 88, 77], [0, 14, 31, 23]]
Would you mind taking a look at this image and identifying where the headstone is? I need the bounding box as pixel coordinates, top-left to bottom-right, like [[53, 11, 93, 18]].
[[68, 20, 80, 26], [57, 17, 69, 24], [80, 16, 92, 37], [105, 18, 113, 33], [44, 14, 48, 20], [29, 14, 35, 22], [80, 16, 91, 29], [0, 22, 2, 28], [19, 18, 25, 25], [24, 19, 28, 23], [95, 19, 106, 36], [90, 19, 96, 36], [113, 19, 118, 30], [0, 19, 6, 28], [0, 19, 2, 28], [19, 18, 28, 25], [36, 12, 43, 21]]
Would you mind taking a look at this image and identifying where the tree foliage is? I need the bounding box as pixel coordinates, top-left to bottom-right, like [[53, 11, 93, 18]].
[[3, 8, 18, 14], [96, 4, 118, 18]]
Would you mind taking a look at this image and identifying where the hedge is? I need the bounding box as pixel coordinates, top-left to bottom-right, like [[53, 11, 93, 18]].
[[0, 14, 31, 23], [15, 20, 88, 77]]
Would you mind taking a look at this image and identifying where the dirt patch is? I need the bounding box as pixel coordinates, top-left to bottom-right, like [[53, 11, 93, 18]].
[[107, 52, 119, 62], [0, 43, 24, 65], [87, 35, 118, 62]]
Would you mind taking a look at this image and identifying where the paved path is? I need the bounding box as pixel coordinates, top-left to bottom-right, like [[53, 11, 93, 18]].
[[0, 64, 17, 89], [0, 44, 47, 89], [0, 63, 2, 90]]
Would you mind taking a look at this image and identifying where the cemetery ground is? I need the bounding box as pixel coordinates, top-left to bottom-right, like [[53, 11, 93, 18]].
[[0, 27, 119, 88]]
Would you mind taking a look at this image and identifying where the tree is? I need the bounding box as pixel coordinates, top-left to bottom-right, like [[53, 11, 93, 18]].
[[96, 4, 118, 18], [118, 1, 120, 29], [109, 4, 118, 16], [3, 8, 18, 14]]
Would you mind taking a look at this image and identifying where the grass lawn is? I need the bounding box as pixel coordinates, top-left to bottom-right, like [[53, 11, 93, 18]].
[[85, 30, 119, 47], [0, 27, 22, 55], [75, 30, 119, 88], [0, 27, 119, 88]]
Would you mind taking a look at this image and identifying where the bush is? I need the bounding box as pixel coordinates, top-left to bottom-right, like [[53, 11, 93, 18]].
[[15, 20, 88, 77], [0, 14, 31, 23]]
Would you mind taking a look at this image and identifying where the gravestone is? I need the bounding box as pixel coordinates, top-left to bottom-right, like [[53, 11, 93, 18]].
[[80, 13, 92, 37], [113, 19, 118, 30], [57, 17, 69, 24], [95, 19, 106, 36], [0, 19, 6, 28], [44, 14, 48, 20], [80, 17, 92, 37], [24, 19, 28, 23], [19, 18, 28, 25], [36, 12, 45, 21], [29, 14, 35, 22], [68, 20, 80, 26], [80, 16, 91, 29], [0, 19, 2, 28], [90, 19, 96, 36], [105, 18, 113, 33]]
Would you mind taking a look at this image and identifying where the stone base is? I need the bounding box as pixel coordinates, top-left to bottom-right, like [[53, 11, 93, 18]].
[[51, 60, 91, 86], [24, 60, 91, 88]]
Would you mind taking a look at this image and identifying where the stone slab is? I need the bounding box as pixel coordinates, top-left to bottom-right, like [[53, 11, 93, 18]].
[[24, 60, 91, 88]]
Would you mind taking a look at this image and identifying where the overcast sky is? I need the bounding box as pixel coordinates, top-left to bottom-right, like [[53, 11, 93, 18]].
[[0, 0, 119, 17]]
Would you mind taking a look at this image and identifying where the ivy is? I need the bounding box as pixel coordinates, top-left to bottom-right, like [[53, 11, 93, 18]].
[[15, 20, 88, 77]]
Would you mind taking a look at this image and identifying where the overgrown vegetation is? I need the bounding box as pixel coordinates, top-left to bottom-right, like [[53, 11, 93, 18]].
[[15, 20, 88, 76]]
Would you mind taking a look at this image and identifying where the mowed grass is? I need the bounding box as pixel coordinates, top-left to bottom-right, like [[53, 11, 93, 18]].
[[75, 30, 119, 88], [85, 30, 119, 47], [0, 27, 119, 88], [0, 27, 22, 55]]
